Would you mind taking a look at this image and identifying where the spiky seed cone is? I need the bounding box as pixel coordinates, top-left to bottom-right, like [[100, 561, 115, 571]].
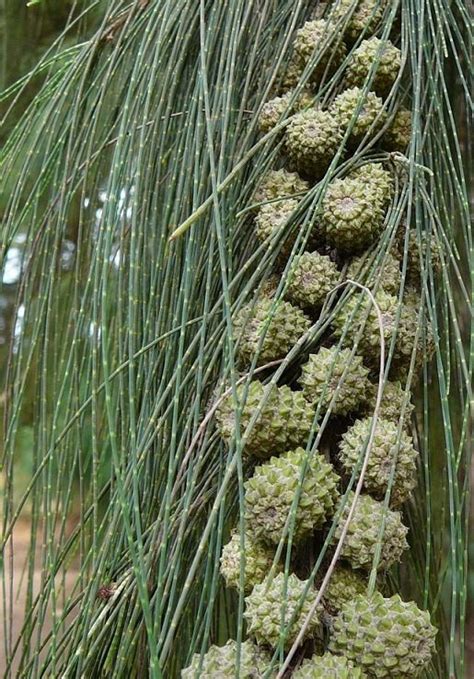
[[346, 251, 401, 296], [258, 89, 313, 134], [390, 295, 435, 380], [285, 390, 320, 450], [244, 572, 323, 649], [220, 531, 281, 593], [276, 57, 305, 92], [364, 380, 415, 427], [244, 448, 340, 545], [215, 381, 314, 458], [293, 20, 347, 82], [329, 593, 437, 678], [332, 290, 422, 374], [384, 107, 412, 151], [330, 0, 386, 42], [332, 493, 409, 571], [322, 565, 369, 615], [181, 639, 272, 678], [284, 252, 340, 309], [233, 297, 311, 367], [258, 274, 280, 299], [293, 652, 367, 678], [285, 109, 343, 178], [346, 37, 401, 97], [299, 346, 370, 416], [321, 177, 385, 253], [339, 417, 418, 506], [255, 198, 300, 256], [330, 88, 387, 144], [348, 162, 394, 208], [403, 231, 443, 285], [253, 169, 309, 207]]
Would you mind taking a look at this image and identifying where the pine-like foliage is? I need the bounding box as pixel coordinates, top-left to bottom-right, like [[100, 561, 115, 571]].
[[0, 1, 471, 678]]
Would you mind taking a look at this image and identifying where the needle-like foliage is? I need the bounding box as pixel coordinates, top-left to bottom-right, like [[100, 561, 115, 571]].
[[0, 1, 471, 677]]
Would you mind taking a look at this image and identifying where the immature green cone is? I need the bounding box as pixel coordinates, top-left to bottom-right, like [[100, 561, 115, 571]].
[[215, 381, 314, 458], [330, 87, 387, 144], [293, 652, 367, 678], [346, 251, 401, 296], [322, 565, 369, 614], [332, 493, 409, 571], [348, 162, 394, 208], [332, 290, 421, 373], [285, 109, 343, 178], [181, 639, 272, 678], [255, 198, 300, 256], [258, 89, 313, 133], [276, 57, 305, 91], [364, 380, 415, 426], [339, 417, 418, 506], [331, 0, 386, 42], [293, 20, 347, 82], [244, 572, 323, 649], [346, 37, 401, 96], [403, 231, 443, 286], [284, 252, 340, 309], [253, 168, 309, 206], [299, 346, 370, 416], [245, 448, 340, 545], [391, 295, 435, 379], [329, 593, 437, 678], [233, 297, 311, 366], [220, 531, 281, 593], [321, 177, 385, 253], [384, 107, 412, 151]]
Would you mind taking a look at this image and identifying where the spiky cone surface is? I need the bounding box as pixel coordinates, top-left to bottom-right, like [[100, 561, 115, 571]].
[[390, 295, 435, 380], [321, 177, 385, 253], [384, 107, 412, 151], [253, 168, 309, 207], [348, 162, 394, 208], [258, 89, 314, 134], [285, 109, 343, 178], [339, 417, 418, 507], [276, 56, 305, 92], [244, 448, 340, 545], [215, 381, 314, 459], [220, 531, 282, 593], [181, 639, 272, 678], [346, 37, 401, 97], [293, 652, 367, 678], [321, 565, 369, 615], [403, 231, 443, 286], [255, 198, 301, 257], [330, 0, 386, 42], [293, 20, 347, 82], [332, 493, 409, 571], [346, 251, 402, 296], [364, 380, 415, 427], [330, 88, 387, 145], [233, 296, 311, 367], [299, 346, 370, 416], [284, 252, 340, 309], [332, 290, 421, 374], [258, 274, 280, 299], [329, 592, 437, 678], [244, 572, 323, 649]]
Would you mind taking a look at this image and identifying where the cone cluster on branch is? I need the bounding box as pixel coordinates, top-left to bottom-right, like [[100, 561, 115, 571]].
[[184, 1, 439, 676]]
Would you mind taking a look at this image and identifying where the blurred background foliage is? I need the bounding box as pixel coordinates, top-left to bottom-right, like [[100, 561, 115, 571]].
[[0, 0, 106, 499]]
